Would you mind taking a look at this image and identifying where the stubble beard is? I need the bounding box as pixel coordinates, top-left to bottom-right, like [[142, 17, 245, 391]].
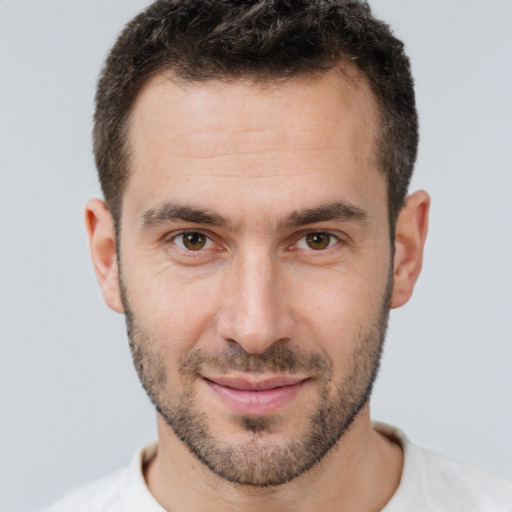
[[120, 273, 392, 487]]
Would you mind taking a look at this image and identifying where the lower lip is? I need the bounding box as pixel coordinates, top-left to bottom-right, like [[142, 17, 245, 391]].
[[204, 379, 308, 416]]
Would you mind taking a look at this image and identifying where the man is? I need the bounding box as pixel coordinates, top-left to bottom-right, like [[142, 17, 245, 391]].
[[44, 1, 512, 510]]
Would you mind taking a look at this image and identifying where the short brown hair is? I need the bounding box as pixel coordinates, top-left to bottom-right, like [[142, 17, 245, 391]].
[[94, 0, 418, 227]]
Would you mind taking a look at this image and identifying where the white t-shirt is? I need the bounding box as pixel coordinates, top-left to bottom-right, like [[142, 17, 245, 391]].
[[42, 424, 512, 512]]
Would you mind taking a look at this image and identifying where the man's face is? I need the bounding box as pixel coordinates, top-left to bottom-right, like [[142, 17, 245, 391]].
[[118, 71, 393, 485]]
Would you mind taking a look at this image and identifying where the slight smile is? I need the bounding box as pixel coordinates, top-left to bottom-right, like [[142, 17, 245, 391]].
[[202, 375, 310, 416]]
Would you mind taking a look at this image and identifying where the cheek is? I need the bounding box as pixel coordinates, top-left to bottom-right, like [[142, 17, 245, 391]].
[[289, 261, 389, 359], [123, 263, 223, 355]]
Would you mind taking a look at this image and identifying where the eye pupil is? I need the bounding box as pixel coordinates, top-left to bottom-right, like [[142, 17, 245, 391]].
[[183, 233, 206, 250], [306, 233, 330, 250]]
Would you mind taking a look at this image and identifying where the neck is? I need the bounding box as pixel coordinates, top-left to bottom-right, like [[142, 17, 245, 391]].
[[145, 406, 403, 512]]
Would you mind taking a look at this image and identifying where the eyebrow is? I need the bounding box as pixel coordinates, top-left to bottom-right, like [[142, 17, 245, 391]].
[[142, 204, 230, 228], [141, 200, 368, 230], [280, 201, 368, 228]]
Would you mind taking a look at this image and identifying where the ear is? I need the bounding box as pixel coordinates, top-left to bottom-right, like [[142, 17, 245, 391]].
[[85, 199, 124, 313], [391, 190, 430, 309]]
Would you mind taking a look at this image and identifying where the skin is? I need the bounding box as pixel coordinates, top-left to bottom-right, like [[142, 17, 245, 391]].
[[86, 69, 429, 511]]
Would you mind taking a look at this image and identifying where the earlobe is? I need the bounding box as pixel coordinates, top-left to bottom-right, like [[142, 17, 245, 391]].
[[85, 199, 124, 313], [391, 190, 430, 309]]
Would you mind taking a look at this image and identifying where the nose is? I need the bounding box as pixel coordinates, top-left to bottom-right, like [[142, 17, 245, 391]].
[[216, 247, 295, 354]]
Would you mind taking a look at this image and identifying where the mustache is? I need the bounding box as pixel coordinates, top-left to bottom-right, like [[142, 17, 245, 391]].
[[179, 344, 333, 378]]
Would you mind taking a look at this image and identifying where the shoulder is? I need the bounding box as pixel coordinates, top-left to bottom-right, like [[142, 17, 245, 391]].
[[40, 467, 130, 512], [413, 446, 512, 510], [40, 443, 163, 512], [375, 423, 512, 512]]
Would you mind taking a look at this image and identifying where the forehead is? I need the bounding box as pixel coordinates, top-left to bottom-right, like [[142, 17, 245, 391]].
[[129, 69, 377, 158], [124, 69, 384, 223]]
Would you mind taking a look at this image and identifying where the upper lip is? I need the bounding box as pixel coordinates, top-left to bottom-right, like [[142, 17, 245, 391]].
[[202, 375, 308, 391]]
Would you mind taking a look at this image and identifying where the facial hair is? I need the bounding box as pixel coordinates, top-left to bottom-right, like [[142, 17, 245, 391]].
[[120, 272, 392, 487]]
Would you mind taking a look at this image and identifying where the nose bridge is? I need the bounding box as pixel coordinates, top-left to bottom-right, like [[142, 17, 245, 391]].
[[217, 243, 292, 353]]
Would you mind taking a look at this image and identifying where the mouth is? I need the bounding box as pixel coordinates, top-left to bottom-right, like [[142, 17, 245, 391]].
[[202, 375, 310, 416]]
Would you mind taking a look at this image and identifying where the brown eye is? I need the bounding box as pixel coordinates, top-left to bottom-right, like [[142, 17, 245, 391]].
[[305, 233, 332, 250], [180, 232, 208, 250]]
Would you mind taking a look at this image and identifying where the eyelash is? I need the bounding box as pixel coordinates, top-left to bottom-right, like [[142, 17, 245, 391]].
[[165, 230, 344, 254], [295, 232, 341, 251], [170, 231, 215, 251]]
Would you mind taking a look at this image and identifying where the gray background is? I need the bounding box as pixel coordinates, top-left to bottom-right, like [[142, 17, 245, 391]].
[[1, 1, 511, 510]]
